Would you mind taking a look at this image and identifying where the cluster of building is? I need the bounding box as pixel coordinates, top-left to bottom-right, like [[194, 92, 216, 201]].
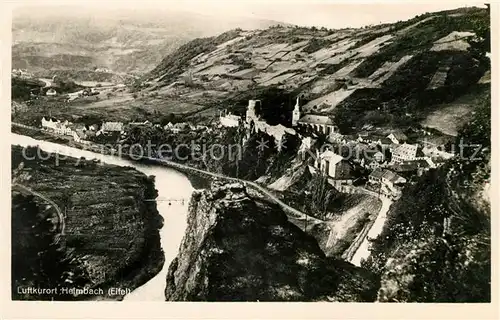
[[94, 67, 112, 73], [218, 96, 456, 200], [41, 117, 97, 143], [12, 69, 34, 79], [40, 114, 215, 144], [163, 121, 209, 133]]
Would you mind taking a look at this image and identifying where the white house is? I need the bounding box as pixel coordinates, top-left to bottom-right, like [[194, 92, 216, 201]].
[[164, 122, 175, 130], [369, 168, 407, 198], [171, 122, 190, 133], [318, 150, 344, 179], [392, 143, 418, 163], [101, 122, 124, 133], [46, 88, 57, 96], [219, 111, 241, 128], [422, 145, 455, 160], [380, 169, 407, 189], [245, 99, 261, 125], [298, 137, 315, 158], [41, 117, 59, 130], [72, 130, 87, 143]]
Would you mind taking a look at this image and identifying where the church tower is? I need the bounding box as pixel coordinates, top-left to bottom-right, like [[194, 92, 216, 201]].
[[292, 96, 301, 126]]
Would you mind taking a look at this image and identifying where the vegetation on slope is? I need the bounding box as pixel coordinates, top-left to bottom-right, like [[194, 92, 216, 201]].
[[364, 91, 490, 302], [147, 30, 242, 83]]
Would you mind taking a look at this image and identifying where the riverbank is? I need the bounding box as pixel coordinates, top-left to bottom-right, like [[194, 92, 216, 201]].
[[11, 145, 165, 301], [12, 124, 318, 224], [11, 124, 213, 190]]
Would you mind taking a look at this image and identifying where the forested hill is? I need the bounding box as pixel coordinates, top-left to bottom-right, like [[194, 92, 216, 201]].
[[140, 6, 489, 133]]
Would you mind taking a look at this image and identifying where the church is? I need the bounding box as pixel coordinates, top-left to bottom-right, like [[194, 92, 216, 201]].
[[244, 96, 338, 137], [292, 96, 338, 135]]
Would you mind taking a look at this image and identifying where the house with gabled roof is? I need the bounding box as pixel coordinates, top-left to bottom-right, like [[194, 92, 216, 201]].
[[387, 131, 408, 145], [297, 114, 337, 135], [317, 150, 354, 180], [101, 121, 124, 133]]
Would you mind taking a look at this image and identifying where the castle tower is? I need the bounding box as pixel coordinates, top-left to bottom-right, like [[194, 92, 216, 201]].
[[292, 96, 301, 126], [246, 100, 259, 124]]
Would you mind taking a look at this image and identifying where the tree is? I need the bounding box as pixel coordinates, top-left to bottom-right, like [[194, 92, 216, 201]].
[[468, 5, 490, 61]]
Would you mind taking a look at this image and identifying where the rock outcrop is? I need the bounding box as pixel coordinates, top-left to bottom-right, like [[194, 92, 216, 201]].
[[165, 180, 379, 301]]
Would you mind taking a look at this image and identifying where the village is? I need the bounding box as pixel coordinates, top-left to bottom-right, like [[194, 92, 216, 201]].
[[39, 93, 455, 201], [219, 96, 455, 200]]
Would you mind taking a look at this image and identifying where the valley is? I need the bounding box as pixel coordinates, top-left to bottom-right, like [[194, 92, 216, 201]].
[[10, 4, 491, 304]]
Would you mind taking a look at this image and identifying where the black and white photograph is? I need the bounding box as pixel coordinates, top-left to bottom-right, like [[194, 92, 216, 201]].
[[4, 0, 494, 309]]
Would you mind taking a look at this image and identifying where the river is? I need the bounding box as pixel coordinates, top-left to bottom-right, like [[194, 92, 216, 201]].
[[11, 133, 194, 301]]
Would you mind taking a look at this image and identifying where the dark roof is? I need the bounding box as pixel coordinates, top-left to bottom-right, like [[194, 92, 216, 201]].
[[381, 170, 401, 183], [379, 137, 393, 145], [370, 168, 385, 179], [389, 162, 418, 172], [298, 115, 334, 125]]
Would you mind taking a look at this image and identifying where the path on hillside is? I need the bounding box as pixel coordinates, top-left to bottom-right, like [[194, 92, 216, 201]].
[[39, 78, 52, 88], [349, 196, 393, 266], [13, 183, 66, 236]]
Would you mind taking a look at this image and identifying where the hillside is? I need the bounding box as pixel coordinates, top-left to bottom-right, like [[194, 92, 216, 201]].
[[165, 181, 379, 301], [139, 6, 489, 132], [12, 6, 285, 76]]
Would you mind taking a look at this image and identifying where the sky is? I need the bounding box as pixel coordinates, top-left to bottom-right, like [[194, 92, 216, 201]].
[[156, 0, 486, 28], [10, 0, 486, 29]]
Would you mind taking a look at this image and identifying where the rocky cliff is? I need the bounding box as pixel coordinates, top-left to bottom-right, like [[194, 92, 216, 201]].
[[165, 180, 379, 301]]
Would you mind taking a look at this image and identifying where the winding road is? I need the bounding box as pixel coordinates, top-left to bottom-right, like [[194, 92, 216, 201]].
[[349, 196, 392, 266], [151, 157, 323, 224], [13, 183, 66, 235]]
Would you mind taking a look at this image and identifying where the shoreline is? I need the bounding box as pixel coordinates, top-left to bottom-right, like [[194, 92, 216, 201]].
[[11, 139, 166, 301]]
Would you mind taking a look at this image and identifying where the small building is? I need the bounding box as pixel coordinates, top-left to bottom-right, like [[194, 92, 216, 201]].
[[195, 125, 209, 131], [164, 122, 175, 130], [357, 133, 393, 147], [101, 121, 124, 133], [380, 169, 407, 189], [219, 111, 241, 128], [422, 145, 455, 160], [245, 99, 262, 124], [171, 122, 190, 133], [317, 150, 352, 179], [72, 129, 87, 143], [368, 168, 385, 184], [41, 117, 59, 130], [46, 88, 57, 96], [329, 132, 345, 144], [387, 132, 408, 145], [369, 168, 406, 194], [298, 137, 315, 158], [129, 120, 152, 128]]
